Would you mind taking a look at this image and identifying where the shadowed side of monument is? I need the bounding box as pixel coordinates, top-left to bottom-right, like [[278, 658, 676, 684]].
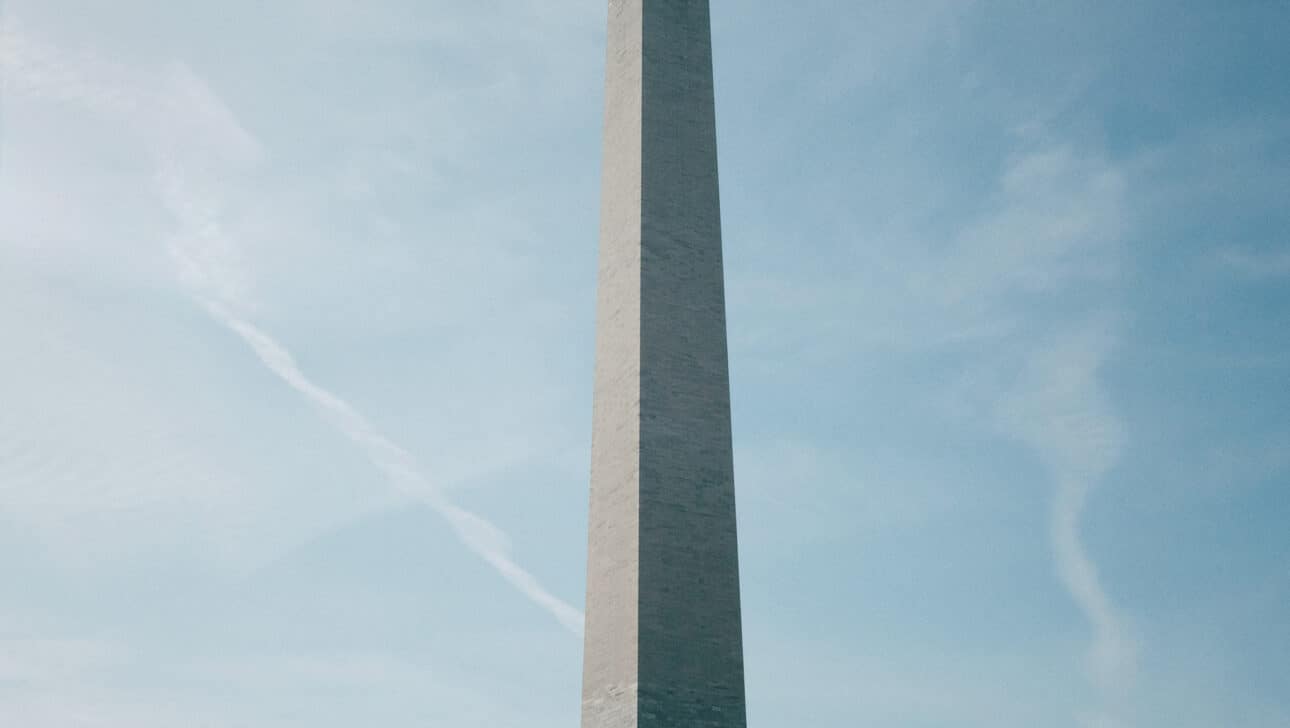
[[582, 1, 746, 727]]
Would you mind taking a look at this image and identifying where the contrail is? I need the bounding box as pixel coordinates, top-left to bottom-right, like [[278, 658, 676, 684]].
[[204, 295, 585, 635], [2, 19, 584, 635]]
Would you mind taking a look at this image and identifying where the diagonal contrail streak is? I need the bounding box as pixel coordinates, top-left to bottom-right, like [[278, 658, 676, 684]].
[[149, 93, 588, 638], [2, 18, 584, 635], [203, 296, 585, 635]]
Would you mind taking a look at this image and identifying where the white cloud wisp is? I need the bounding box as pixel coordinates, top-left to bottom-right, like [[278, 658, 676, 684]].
[[999, 322, 1137, 697]]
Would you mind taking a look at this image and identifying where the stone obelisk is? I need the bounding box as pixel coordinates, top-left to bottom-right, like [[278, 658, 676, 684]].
[[582, 1, 746, 727]]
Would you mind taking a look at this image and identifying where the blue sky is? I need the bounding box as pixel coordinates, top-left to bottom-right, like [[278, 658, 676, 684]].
[[1, 1, 1287, 726]]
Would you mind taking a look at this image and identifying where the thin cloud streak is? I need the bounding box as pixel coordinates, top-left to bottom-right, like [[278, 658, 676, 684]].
[[999, 322, 1137, 696], [1218, 246, 1290, 279], [203, 296, 585, 635], [741, 138, 1140, 705], [2, 19, 583, 635], [949, 146, 1138, 706]]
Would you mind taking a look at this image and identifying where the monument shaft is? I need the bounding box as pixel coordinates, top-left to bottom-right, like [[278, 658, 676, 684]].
[[583, 1, 746, 727]]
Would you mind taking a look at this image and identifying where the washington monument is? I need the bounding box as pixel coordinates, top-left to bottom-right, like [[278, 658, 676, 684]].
[[581, 1, 747, 727]]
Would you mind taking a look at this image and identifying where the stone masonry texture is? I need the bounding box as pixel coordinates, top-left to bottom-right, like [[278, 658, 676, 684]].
[[582, 1, 746, 727]]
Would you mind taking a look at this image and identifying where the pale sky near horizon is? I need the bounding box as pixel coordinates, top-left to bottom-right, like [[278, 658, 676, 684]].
[[2, 1, 1288, 726]]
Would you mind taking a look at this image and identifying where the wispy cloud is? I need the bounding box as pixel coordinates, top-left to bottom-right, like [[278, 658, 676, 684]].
[[997, 320, 1138, 695], [0, 636, 124, 682], [1218, 246, 1290, 279], [942, 144, 1139, 716], [0, 15, 144, 125], [733, 133, 1139, 717], [1, 17, 582, 634], [977, 148, 1138, 703]]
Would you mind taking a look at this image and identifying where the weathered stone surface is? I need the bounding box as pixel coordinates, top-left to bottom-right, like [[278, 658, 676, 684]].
[[582, 2, 746, 727]]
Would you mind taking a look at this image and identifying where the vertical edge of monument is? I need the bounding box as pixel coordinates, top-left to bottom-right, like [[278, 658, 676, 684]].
[[637, 0, 746, 726], [582, 1, 644, 727]]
